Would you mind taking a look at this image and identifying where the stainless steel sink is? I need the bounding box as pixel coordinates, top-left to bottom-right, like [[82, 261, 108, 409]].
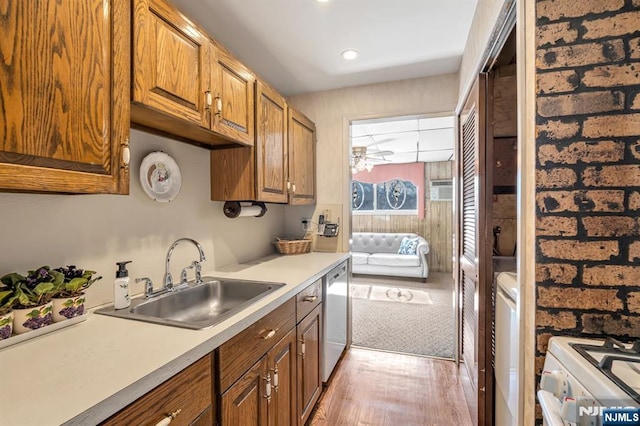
[[95, 277, 285, 329]]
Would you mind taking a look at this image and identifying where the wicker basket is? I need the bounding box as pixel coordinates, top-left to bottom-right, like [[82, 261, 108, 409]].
[[274, 238, 312, 255]]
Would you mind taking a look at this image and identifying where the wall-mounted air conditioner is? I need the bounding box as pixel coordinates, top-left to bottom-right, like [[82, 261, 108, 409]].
[[430, 179, 453, 201]]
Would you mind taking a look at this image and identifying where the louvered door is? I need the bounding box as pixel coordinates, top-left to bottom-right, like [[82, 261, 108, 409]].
[[457, 74, 493, 426]]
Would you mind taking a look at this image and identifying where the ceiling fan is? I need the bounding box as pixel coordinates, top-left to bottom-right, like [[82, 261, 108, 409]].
[[351, 146, 394, 172]]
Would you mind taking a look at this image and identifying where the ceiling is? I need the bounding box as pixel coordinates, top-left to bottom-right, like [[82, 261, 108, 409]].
[[351, 115, 455, 165], [170, 0, 478, 96]]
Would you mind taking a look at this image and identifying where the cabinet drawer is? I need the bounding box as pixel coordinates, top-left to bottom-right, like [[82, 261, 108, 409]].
[[101, 354, 212, 426], [218, 298, 295, 392], [296, 278, 322, 322]]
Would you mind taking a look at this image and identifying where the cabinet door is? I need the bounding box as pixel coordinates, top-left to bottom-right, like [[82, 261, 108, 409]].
[[132, 0, 211, 129], [288, 108, 316, 205], [0, 0, 130, 194], [256, 81, 288, 203], [297, 304, 323, 426], [212, 49, 255, 146], [101, 354, 212, 426], [268, 329, 297, 426], [221, 356, 269, 426]]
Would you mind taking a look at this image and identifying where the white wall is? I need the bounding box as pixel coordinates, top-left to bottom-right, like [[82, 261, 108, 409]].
[[459, 0, 510, 99], [286, 74, 459, 251], [0, 129, 285, 308]]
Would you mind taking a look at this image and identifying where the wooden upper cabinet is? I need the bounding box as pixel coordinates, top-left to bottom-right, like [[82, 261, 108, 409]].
[[0, 0, 130, 194], [288, 108, 316, 205], [131, 0, 253, 148], [132, 0, 211, 129], [256, 81, 288, 203], [212, 49, 256, 146], [210, 80, 289, 203]]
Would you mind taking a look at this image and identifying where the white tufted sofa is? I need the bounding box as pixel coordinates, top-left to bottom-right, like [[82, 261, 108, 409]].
[[351, 232, 430, 280]]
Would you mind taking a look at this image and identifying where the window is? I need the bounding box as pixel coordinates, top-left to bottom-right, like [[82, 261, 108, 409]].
[[352, 179, 418, 214]]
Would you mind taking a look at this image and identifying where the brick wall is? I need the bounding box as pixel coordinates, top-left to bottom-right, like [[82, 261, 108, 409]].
[[535, 0, 640, 378]]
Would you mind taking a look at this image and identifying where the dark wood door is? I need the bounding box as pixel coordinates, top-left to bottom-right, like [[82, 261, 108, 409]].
[[0, 0, 130, 194], [288, 108, 316, 205], [132, 0, 211, 129], [256, 81, 289, 203], [268, 329, 297, 426], [297, 304, 322, 426], [221, 356, 269, 425], [458, 74, 493, 426]]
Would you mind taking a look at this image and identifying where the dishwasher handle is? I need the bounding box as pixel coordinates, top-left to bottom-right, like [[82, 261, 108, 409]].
[[328, 264, 347, 284]]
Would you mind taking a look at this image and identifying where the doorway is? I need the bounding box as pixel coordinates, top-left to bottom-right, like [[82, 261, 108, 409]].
[[348, 114, 456, 359], [455, 20, 519, 426]]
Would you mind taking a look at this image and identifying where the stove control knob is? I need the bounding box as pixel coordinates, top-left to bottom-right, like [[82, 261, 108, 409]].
[[575, 396, 598, 426], [561, 397, 578, 423], [540, 370, 569, 399]]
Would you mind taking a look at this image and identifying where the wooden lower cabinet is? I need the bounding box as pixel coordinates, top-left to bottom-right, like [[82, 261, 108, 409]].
[[269, 329, 297, 426], [101, 354, 213, 426], [220, 329, 297, 426], [221, 356, 269, 425], [297, 304, 323, 426]]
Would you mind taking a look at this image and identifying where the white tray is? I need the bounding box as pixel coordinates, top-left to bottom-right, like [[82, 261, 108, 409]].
[[0, 314, 87, 350]]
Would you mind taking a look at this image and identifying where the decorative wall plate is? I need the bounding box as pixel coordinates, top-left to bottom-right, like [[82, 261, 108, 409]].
[[139, 151, 182, 202]]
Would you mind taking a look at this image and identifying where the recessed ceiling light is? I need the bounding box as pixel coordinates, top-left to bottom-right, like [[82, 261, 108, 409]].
[[341, 49, 359, 60], [316, 0, 330, 2]]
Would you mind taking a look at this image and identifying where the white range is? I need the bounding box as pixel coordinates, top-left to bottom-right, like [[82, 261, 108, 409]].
[[539, 336, 640, 426]]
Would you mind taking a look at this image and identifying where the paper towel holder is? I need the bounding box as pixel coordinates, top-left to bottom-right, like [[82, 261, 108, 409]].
[[223, 201, 267, 218]]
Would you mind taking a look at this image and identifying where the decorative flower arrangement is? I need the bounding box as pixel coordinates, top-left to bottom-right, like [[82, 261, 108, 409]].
[[51, 266, 102, 321], [52, 265, 102, 298], [0, 265, 102, 338], [2, 266, 62, 309]]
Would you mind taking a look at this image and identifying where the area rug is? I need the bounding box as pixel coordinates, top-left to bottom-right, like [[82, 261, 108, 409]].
[[350, 272, 454, 359], [351, 284, 433, 305]]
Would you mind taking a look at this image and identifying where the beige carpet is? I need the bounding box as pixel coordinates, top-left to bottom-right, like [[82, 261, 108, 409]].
[[350, 272, 455, 359]]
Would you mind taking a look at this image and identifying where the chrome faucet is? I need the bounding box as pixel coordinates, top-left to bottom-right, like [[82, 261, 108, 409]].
[[164, 238, 207, 290]]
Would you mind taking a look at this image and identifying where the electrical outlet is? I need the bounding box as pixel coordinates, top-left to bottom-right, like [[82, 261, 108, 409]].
[[301, 218, 311, 232]]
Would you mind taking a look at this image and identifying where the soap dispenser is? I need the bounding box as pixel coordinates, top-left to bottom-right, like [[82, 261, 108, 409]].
[[114, 261, 132, 310]]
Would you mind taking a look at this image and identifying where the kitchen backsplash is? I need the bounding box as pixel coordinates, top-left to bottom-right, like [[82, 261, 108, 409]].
[[0, 129, 285, 309]]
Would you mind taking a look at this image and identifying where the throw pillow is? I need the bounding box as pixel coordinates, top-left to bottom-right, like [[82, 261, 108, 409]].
[[397, 237, 419, 255]]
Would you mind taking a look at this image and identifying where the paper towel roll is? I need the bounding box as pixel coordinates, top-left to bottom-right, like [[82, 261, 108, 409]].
[[237, 205, 263, 217], [223, 201, 267, 218]]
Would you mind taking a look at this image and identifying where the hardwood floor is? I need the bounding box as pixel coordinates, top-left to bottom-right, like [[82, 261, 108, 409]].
[[310, 348, 473, 426]]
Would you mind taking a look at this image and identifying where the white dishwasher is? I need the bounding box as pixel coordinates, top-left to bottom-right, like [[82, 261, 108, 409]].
[[495, 271, 519, 426], [323, 261, 348, 383]]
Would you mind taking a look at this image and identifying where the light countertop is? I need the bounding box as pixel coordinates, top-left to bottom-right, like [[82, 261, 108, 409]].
[[0, 252, 350, 426]]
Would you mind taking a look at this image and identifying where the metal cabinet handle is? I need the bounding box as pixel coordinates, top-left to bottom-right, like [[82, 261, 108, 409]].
[[264, 373, 272, 403], [121, 138, 130, 168], [215, 95, 222, 116], [271, 366, 279, 392], [205, 90, 212, 109], [261, 329, 277, 340], [303, 295, 317, 303], [292, 183, 296, 193], [155, 408, 181, 426], [299, 338, 306, 359]]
